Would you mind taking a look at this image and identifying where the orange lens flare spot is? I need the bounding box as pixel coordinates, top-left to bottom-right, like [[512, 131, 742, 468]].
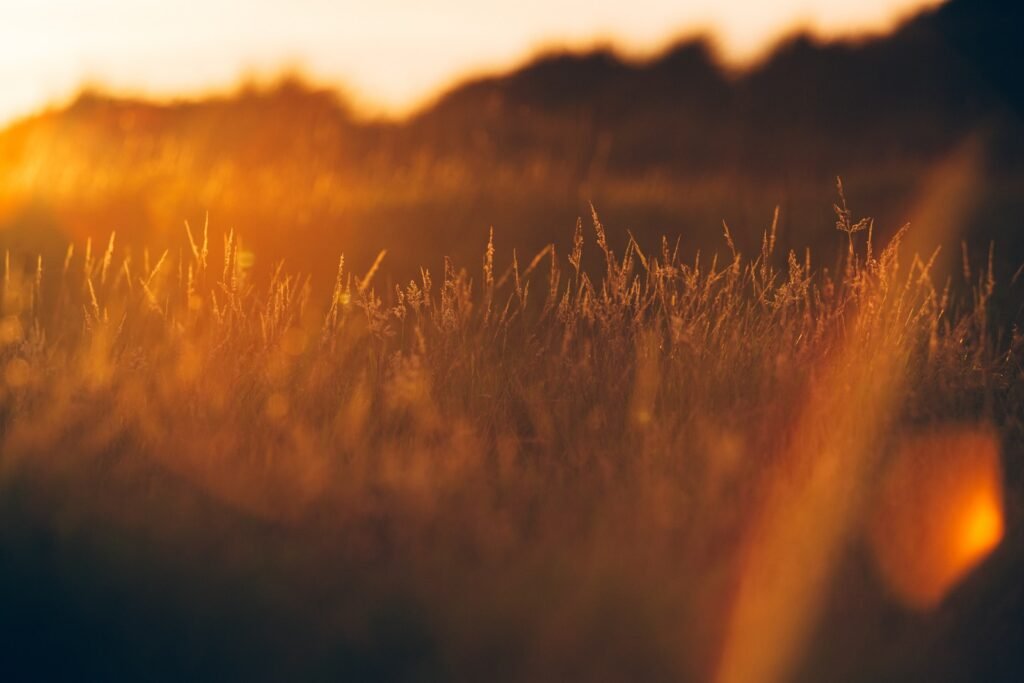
[[868, 426, 1004, 611], [957, 492, 1003, 564]]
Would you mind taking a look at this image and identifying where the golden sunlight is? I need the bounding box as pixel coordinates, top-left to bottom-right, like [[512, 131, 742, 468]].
[[0, 0, 942, 124], [3, 0, 1022, 678]]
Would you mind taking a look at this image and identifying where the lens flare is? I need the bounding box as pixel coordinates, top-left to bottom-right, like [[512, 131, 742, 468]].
[[957, 489, 1003, 567], [868, 426, 1004, 611]]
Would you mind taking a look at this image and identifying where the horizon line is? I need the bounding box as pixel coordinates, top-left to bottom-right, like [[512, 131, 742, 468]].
[[0, 1, 942, 129]]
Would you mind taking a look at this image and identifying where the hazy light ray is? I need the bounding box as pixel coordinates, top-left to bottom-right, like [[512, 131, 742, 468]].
[[713, 316, 908, 683], [0, 0, 942, 124]]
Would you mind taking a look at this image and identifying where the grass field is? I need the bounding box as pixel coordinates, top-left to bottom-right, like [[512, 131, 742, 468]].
[[1, 193, 1022, 681]]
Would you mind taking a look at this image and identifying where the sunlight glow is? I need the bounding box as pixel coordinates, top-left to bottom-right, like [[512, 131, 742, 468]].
[[0, 0, 943, 125]]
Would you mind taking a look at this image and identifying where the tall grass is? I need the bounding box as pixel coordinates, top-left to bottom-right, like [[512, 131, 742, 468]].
[[0, 197, 1020, 681]]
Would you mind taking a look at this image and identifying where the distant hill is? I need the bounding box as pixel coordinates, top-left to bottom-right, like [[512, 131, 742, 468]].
[[0, 0, 1022, 284]]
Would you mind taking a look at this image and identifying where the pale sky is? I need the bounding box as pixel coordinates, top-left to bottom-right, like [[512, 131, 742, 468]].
[[0, 0, 942, 124]]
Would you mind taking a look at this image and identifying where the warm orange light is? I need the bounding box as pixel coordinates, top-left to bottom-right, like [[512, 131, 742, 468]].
[[868, 426, 1004, 611], [957, 492, 1003, 564]]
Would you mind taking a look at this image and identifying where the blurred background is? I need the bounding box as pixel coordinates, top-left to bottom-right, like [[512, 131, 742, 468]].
[[0, 0, 1021, 284]]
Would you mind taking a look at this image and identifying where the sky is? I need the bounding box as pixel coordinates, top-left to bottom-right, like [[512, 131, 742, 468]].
[[0, 0, 942, 124]]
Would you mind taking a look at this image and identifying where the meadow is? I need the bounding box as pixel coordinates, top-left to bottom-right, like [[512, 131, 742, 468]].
[[1, 187, 1021, 681]]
